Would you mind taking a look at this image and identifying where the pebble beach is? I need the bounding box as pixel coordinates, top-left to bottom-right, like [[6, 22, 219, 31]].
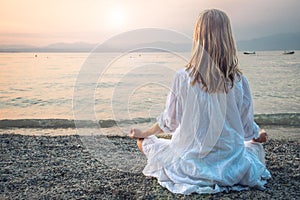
[[0, 126, 299, 199]]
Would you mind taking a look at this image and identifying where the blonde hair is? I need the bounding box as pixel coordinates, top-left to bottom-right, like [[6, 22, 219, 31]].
[[186, 9, 241, 93]]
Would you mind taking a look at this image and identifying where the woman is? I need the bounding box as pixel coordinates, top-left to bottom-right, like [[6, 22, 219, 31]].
[[128, 9, 271, 194]]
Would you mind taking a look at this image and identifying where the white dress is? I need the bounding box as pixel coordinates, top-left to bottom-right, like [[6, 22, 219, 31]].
[[142, 69, 271, 194]]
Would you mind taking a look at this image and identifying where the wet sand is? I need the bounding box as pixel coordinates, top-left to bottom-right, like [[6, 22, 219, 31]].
[[0, 127, 299, 199]]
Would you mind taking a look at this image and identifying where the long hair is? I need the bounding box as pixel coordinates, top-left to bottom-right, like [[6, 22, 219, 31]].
[[186, 9, 241, 93]]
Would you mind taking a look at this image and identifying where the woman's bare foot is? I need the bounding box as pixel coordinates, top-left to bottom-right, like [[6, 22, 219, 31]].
[[137, 138, 145, 154], [252, 130, 268, 143]]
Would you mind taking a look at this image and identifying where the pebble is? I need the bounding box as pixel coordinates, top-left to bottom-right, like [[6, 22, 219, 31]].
[[0, 134, 299, 199]]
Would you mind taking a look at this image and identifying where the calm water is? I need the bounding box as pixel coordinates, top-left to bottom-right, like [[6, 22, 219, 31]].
[[0, 51, 299, 123]]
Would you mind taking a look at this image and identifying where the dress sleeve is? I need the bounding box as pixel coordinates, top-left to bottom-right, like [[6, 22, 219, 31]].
[[241, 76, 259, 141], [157, 72, 183, 133]]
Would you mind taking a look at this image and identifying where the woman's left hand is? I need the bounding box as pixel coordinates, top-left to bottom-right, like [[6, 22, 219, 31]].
[[252, 129, 268, 143], [128, 128, 146, 139]]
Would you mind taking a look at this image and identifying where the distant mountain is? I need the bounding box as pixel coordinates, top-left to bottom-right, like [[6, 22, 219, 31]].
[[0, 32, 299, 52], [44, 42, 96, 51], [236, 32, 300, 51], [0, 41, 191, 52], [94, 41, 192, 52], [0, 44, 38, 52], [0, 42, 96, 52]]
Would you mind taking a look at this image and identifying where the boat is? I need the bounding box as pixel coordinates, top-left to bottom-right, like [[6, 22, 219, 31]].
[[243, 51, 256, 55], [283, 50, 295, 55]]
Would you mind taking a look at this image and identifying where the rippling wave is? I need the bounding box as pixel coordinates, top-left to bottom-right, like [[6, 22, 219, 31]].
[[0, 113, 299, 129]]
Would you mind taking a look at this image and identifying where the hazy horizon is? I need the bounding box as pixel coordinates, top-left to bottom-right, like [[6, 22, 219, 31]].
[[1, 0, 300, 46]]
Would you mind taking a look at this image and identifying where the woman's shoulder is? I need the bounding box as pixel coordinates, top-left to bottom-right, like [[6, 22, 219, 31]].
[[240, 74, 250, 87], [232, 74, 249, 93], [176, 68, 189, 79], [171, 68, 190, 90], [234, 74, 248, 85], [234, 74, 252, 95]]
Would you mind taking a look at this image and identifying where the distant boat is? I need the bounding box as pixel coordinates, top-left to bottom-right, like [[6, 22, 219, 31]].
[[243, 51, 256, 55], [283, 50, 295, 55]]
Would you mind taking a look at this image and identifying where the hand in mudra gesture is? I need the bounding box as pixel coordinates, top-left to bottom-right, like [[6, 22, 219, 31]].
[[128, 128, 145, 139], [128, 123, 163, 139], [253, 129, 268, 143]]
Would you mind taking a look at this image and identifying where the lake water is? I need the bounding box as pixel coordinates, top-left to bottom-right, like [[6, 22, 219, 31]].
[[0, 51, 299, 134]]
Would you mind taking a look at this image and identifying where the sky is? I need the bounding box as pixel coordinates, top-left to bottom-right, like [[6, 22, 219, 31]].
[[0, 0, 299, 46]]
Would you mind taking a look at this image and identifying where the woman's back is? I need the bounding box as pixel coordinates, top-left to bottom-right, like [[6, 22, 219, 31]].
[[169, 69, 252, 159]]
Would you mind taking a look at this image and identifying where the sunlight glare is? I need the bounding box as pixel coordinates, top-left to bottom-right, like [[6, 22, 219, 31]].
[[107, 6, 128, 30]]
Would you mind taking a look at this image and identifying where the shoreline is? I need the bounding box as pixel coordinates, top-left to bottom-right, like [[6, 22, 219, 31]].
[[0, 113, 299, 129], [1, 132, 299, 199], [0, 124, 299, 142]]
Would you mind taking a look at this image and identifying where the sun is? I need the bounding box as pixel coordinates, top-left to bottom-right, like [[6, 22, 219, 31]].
[[107, 6, 128, 30]]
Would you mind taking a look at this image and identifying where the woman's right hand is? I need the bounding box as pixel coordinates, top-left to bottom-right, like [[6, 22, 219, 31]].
[[128, 128, 145, 139]]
